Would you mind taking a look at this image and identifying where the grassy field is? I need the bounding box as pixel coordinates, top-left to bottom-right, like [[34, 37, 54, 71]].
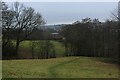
[[51, 41, 65, 56], [0, 60, 2, 79], [17, 40, 65, 58], [2, 57, 119, 78]]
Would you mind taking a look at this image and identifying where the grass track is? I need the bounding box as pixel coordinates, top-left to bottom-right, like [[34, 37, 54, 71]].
[[2, 57, 119, 78], [48, 57, 79, 77]]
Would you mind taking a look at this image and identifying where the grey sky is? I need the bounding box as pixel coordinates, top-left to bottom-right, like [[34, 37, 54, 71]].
[[8, 2, 118, 25]]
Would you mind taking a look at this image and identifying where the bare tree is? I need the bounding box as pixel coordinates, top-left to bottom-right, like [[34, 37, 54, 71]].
[[2, 2, 15, 48], [29, 41, 37, 59], [112, 2, 120, 59], [2, 2, 18, 58], [10, 2, 45, 56]]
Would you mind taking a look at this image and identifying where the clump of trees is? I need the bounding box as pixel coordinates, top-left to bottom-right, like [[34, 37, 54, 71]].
[[29, 40, 56, 59], [2, 2, 57, 59], [2, 2, 45, 59], [61, 18, 118, 59]]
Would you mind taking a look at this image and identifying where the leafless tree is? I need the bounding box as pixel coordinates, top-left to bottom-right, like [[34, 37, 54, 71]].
[[2, 2, 15, 48], [112, 2, 120, 59], [10, 2, 45, 56], [29, 41, 37, 59]]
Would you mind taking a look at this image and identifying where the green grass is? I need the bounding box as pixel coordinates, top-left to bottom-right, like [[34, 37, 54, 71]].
[[2, 57, 119, 78], [18, 40, 65, 57], [51, 41, 65, 56], [0, 60, 2, 79]]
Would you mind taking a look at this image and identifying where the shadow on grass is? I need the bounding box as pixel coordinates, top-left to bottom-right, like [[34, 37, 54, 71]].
[[92, 57, 119, 65]]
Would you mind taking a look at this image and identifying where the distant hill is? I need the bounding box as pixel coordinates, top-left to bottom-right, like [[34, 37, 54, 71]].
[[40, 24, 68, 30]]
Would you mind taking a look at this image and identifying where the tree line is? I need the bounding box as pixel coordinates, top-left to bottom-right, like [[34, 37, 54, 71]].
[[60, 18, 119, 59]]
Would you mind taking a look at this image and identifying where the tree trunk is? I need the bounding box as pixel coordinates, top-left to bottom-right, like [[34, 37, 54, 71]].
[[46, 52, 48, 59], [15, 40, 19, 58], [118, 21, 120, 61], [31, 47, 34, 59]]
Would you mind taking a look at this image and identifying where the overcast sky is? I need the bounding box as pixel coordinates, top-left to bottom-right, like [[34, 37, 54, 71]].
[[7, 2, 118, 25]]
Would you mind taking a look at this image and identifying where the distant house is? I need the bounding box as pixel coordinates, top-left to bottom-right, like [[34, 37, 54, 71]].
[[51, 32, 59, 35], [51, 32, 62, 40]]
